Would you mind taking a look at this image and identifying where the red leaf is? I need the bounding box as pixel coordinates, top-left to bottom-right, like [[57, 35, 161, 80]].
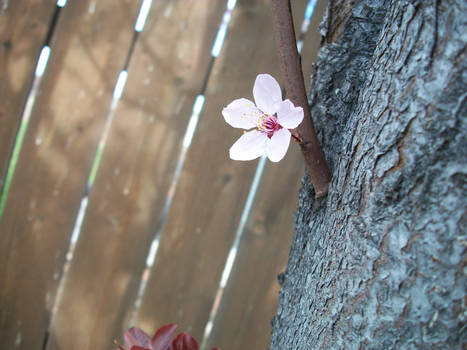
[[151, 323, 178, 350], [131, 347, 152, 350], [124, 327, 152, 349], [169, 333, 198, 350]]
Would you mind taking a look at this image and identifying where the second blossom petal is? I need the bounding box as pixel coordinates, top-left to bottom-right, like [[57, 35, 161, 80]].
[[276, 99, 304, 129], [253, 74, 283, 115], [222, 98, 261, 129], [229, 130, 268, 161], [266, 128, 291, 162]]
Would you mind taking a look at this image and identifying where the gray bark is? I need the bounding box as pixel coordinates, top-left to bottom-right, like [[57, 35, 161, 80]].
[[270, 0, 467, 349]]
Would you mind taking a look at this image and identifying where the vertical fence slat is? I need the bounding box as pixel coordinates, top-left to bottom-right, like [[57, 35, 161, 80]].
[[135, 0, 286, 340], [0, 0, 56, 188], [205, 2, 327, 348], [206, 149, 303, 350], [45, 2, 227, 349], [0, 1, 140, 349]]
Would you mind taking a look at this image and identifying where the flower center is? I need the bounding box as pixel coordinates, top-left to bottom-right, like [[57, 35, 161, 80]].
[[257, 114, 282, 138]]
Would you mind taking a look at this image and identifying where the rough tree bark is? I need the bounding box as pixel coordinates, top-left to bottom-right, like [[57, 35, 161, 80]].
[[270, 0, 466, 349]]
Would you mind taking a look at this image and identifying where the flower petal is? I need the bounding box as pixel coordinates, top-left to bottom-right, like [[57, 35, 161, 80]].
[[276, 99, 304, 129], [222, 98, 261, 129], [229, 130, 267, 161], [266, 128, 291, 162], [168, 333, 198, 350], [253, 74, 283, 115], [151, 324, 178, 350], [124, 328, 152, 349]]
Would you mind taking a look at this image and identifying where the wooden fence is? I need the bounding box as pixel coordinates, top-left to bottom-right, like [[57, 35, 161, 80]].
[[0, 0, 325, 349]]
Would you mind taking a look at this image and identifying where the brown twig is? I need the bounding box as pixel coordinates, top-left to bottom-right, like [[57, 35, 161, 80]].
[[270, 0, 331, 197]]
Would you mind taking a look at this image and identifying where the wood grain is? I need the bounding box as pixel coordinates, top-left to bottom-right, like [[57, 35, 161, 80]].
[[45, 1, 226, 349], [0, 1, 139, 349], [0, 0, 56, 189], [134, 0, 297, 341]]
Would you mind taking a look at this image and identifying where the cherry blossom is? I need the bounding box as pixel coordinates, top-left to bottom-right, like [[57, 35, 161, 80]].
[[222, 74, 304, 162]]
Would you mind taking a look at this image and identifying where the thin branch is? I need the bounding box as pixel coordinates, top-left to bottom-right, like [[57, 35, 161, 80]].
[[270, 0, 331, 197]]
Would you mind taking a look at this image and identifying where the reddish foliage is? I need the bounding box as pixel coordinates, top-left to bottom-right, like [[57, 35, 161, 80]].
[[115, 324, 219, 350]]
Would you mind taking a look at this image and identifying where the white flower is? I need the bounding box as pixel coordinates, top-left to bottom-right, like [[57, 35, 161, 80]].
[[222, 74, 304, 162]]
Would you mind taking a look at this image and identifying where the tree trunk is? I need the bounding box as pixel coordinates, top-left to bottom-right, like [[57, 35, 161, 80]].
[[270, 0, 466, 349]]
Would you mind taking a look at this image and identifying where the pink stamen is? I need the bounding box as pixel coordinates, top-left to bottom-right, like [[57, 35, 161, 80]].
[[257, 114, 282, 138]]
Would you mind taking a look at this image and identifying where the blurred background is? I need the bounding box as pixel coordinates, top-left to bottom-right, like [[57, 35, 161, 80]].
[[0, 0, 325, 349]]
